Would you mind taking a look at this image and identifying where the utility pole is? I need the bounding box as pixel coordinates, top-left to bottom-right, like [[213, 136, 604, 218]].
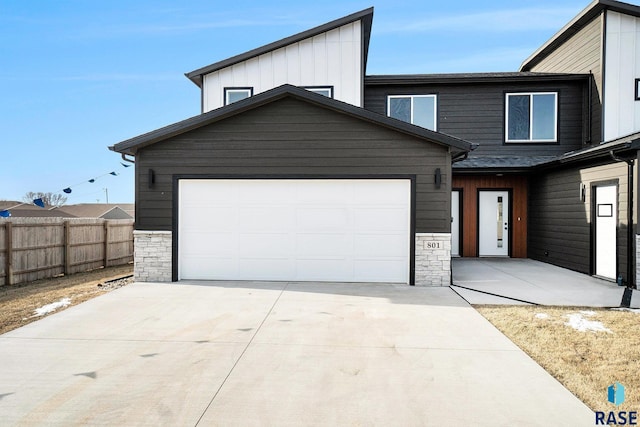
[[103, 188, 109, 204]]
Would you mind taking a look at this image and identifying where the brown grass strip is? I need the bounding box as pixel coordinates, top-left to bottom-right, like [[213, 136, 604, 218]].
[[0, 265, 133, 335], [476, 305, 640, 412]]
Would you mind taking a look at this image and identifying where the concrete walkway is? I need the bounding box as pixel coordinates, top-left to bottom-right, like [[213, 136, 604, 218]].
[[452, 258, 640, 307], [0, 281, 593, 426]]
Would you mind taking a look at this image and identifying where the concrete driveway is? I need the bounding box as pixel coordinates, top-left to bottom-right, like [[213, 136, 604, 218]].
[[0, 281, 593, 426]]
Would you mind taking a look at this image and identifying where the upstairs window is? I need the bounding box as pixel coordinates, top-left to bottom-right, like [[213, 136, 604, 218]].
[[224, 87, 253, 105], [304, 86, 333, 98], [388, 95, 437, 131], [506, 92, 557, 142]]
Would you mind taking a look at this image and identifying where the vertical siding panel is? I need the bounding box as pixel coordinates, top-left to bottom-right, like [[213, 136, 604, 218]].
[[259, 54, 274, 95], [285, 44, 301, 85], [245, 58, 260, 92], [299, 40, 315, 84], [272, 48, 287, 87], [313, 33, 328, 84]]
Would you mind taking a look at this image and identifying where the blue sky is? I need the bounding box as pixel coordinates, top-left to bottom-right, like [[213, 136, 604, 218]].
[[1, 0, 590, 204]]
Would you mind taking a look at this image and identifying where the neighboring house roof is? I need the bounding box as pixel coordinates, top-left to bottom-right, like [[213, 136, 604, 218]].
[[55, 204, 134, 219], [185, 8, 374, 87], [0, 201, 76, 218], [366, 72, 590, 85], [110, 84, 472, 156], [520, 0, 640, 71]]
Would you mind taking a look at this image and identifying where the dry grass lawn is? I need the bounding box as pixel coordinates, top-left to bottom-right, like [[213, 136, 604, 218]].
[[476, 305, 640, 412], [0, 265, 133, 335]]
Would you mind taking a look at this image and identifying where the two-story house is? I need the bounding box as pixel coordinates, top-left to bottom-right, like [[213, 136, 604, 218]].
[[111, 0, 640, 289]]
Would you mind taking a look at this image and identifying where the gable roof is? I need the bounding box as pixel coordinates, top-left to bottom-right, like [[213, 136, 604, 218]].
[[109, 84, 472, 156], [185, 8, 374, 87], [521, 0, 640, 71], [54, 204, 134, 219], [0, 201, 77, 218]]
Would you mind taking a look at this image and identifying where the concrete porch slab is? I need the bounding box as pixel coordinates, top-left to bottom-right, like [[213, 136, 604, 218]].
[[452, 258, 639, 307]]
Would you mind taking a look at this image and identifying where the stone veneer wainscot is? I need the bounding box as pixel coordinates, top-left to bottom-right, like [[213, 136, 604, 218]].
[[133, 230, 172, 282], [414, 233, 451, 286]]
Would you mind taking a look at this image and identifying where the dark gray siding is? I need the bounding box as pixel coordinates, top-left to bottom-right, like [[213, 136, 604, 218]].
[[525, 15, 603, 143], [529, 161, 630, 282], [364, 80, 585, 157], [136, 97, 452, 233]]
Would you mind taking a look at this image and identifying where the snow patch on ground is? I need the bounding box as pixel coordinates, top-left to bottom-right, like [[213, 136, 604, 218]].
[[535, 313, 549, 319], [564, 312, 611, 333], [33, 298, 71, 317]]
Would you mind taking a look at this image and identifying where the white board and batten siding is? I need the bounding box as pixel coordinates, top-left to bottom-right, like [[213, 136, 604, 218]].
[[178, 179, 410, 283], [604, 11, 640, 141], [202, 21, 362, 111]]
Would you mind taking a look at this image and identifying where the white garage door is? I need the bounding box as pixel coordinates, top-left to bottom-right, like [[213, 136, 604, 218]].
[[178, 179, 411, 283]]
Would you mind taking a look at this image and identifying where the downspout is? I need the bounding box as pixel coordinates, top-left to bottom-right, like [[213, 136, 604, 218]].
[[609, 150, 635, 295]]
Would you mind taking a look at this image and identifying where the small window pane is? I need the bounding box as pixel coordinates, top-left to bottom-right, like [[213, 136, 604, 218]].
[[389, 97, 411, 123], [307, 87, 332, 97], [532, 94, 556, 140], [413, 96, 436, 130], [226, 89, 251, 104], [508, 95, 530, 140]]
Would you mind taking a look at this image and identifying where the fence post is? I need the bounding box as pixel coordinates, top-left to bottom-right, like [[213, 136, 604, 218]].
[[64, 220, 71, 275], [104, 221, 109, 268], [5, 222, 13, 286]]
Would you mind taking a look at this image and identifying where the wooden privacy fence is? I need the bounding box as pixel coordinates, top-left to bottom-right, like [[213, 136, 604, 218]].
[[0, 218, 134, 286]]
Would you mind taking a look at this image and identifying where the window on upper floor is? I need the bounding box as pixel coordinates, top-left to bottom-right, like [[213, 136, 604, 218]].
[[304, 86, 333, 98], [506, 92, 557, 143], [224, 87, 253, 105], [387, 95, 437, 131]]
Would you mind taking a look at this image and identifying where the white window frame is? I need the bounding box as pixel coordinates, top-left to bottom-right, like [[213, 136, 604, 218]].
[[387, 94, 437, 131], [505, 92, 558, 143], [224, 87, 253, 105], [304, 86, 333, 98]]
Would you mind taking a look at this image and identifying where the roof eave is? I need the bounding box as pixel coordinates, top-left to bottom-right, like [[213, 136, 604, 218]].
[[365, 73, 590, 86], [184, 7, 374, 88]]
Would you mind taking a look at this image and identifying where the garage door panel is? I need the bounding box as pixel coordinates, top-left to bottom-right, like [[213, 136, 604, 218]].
[[296, 208, 350, 231], [354, 181, 410, 204], [354, 208, 409, 232], [181, 207, 237, 229], [239, 259, 294, 280], [239, 207, 293, 231], [295, 259, 352, 281], [239, 233, 292, 257], [296, 234, 351, 257], [237, 181, 295, 202], [296, 182, 352, 203], [181, 232, 236, 256], [181, 257, 237, 280], [179, 179, 411, 283], [355, 234, 408, 257], [354, 259, 407, 282]]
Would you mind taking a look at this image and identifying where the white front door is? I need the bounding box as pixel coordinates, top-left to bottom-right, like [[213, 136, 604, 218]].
[[595, 185, 617, 280], [478, 190, 509, 257], [178, 179, 411, 283], [451, 190, 460, 256]]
